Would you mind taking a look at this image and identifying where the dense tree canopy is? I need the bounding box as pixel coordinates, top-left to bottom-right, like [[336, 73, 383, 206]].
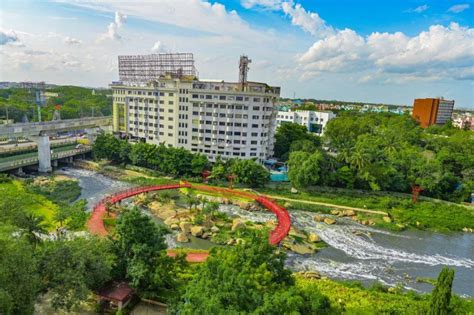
[[286, 112, 473, 202], [274, 123, 321, 160], [38, 238, 115, 311], [176, 232, 330, 314], [0, 86, 111, 122], [93, 135, 209, 178], [114, 208, 185, 298], [228, 159, 270, 188]]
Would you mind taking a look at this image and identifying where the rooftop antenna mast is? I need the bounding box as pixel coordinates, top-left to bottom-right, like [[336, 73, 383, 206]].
[[239, 55, 251, 91]]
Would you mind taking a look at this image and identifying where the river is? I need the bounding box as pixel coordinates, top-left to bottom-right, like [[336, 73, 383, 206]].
[[59, 167, 474, 297]]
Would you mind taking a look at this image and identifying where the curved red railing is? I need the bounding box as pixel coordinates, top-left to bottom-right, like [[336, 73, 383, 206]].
[[87, 183, 291, 246]]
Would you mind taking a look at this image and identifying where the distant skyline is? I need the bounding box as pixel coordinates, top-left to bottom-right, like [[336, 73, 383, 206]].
[[0, 0, 473, 108]]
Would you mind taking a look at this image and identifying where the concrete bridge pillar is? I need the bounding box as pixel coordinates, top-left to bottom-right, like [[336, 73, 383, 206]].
[[85, 128, 97, 145], [36, 135, 52, 173]]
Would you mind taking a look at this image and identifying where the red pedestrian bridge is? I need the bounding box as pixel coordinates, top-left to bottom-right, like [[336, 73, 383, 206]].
[[87, 182, 291, 261]]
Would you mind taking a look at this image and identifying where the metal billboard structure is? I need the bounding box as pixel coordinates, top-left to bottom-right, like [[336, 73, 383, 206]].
[[118, 53, 197, 84]]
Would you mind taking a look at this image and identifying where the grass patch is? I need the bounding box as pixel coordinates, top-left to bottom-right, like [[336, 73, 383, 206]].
[[25, 177, 81, 204], [0, 180, 59, 230], [258, 186, 474, 232], [296, 277, 474, 314]]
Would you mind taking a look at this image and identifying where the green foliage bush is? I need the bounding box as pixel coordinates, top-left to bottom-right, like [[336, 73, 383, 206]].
[[284, 112, 473, 203]]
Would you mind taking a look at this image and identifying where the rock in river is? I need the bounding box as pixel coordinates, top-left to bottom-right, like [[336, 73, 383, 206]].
[[190, 226, 204, 237], [324, 218, 336, 225], [180, 222, 192, 234], [308, 233, 321, 243], [176, 232, 189, 243]]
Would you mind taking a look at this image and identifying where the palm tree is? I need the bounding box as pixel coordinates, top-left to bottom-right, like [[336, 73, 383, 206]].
[[349, 148, 369, 171], [16, 213, 48, 247]]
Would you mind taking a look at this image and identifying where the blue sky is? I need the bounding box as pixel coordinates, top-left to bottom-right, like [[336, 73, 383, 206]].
[[1, 0, 473, 108]]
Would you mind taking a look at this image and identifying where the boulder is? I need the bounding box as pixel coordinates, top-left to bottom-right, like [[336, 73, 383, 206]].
[[314, 215, 324, 222], [307, 233, 321, 243], [303, 271, 321, 279], [190, 226, 204, 237], [170, 223, 180, 230], [226, 239, 235, 245], [176, 232, 189, 243], [289, 227, 306, 239], [289, 243, 315, 255], [202, 232, 209, 239], [383, 216, 392, 223], [179, 222, 192, 234], [290, 187, 298, 193], [344, 210, 356, 216], [361, 220, 369, 225], [210, 226, 220, 233], [164, 217, 179, 226], [232, 219, 246, 232], [330, 210, 340, 216], [323, 218, 336, 225]]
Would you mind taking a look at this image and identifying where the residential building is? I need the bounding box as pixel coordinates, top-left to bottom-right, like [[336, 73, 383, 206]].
[[275, 110, 335, 136], [412, 98, 455, 128], [111, 53, 280, 162], [453, 112, 473, 130]]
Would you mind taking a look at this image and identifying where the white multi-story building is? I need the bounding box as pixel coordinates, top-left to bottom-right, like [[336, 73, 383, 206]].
[[112, 77, 280, 162], [275, 110, 335, 135]]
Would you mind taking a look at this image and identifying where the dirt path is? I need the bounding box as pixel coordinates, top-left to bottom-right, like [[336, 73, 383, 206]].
[[262, 194, 389, 216]]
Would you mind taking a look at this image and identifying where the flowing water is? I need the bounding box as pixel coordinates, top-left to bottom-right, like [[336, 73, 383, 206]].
[[59, 167, 474, 297]]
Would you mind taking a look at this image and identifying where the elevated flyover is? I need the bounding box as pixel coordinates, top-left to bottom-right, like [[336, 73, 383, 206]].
[[0, 116, 112, 138], [0, 144, 92, 172], [0, 117, 112, 172]]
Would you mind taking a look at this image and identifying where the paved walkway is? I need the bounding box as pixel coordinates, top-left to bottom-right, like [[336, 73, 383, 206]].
[[263, 194, 389, 216]]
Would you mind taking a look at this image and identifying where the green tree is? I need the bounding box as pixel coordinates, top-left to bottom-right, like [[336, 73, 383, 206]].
[[289, 139, 319, 154], [191, 154, 209, 176], [14, 213, 48, 247], [274, 122, 320, 160], [114, 208, 173, 294], [38, 238, 115, 311], [229, 159, 270, 188], [0, 239, 40, 314], [430, 267, 455, 315], [176, 232, 330, 314], [287, 151, 324, 189]]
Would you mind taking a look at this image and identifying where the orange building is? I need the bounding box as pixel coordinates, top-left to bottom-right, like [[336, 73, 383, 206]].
[[412, 98, 454, 128]]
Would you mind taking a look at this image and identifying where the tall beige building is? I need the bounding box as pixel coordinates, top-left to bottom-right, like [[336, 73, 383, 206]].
[[111, 54, 280, 162]]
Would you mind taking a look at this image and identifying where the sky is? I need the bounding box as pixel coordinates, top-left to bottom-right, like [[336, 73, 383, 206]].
[[0, 0, 473, 108]]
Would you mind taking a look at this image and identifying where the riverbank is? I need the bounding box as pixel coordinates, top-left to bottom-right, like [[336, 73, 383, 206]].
[[77, 160, 474, 233], [258, 185, 474, 233]]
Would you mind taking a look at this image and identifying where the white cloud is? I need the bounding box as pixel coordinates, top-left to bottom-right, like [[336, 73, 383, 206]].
[[298, 23, 474, 80], [99, 11, 127, 41], [151, 41, 167, 53], [64, 36, 82, 45], [299, 29, 366, 72], [281, 1, 334, 37], [0, 29, 19, 45], [62, 60, 81, 68], [65, 0, 266, 42], [448, 4, 470, 13], [114, 11, 127, 28], [241, 0, 282, 10], [412, 4, 429, 13]]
